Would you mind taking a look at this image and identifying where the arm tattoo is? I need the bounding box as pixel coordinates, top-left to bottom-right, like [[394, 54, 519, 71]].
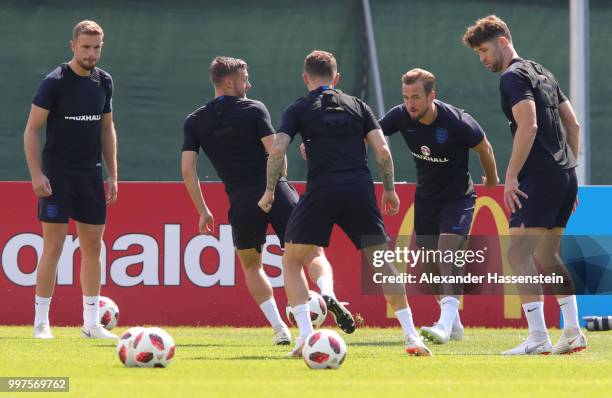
[[377, 155, 395, 191], [266, 133, 291, 191]]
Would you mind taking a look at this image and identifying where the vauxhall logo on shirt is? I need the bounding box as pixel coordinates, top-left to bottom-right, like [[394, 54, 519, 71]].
[[411, 144, 450, 163], [64, 114, 102, 121]]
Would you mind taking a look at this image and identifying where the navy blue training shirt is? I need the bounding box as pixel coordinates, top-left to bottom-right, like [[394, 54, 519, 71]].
[[500, 58, 577, 178], [33, 63, 113, 175], [183, 96, 275, 192], [279, 87, 379, 189], [380, 99, 484, 200]]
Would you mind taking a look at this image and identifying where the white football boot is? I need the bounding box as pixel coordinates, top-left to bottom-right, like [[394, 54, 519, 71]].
[[274, 325, 291, 346], [81, 324, 118, 339], [33, 324, 54, 339], [552, 330, 587, 355], [421, 323, 451, 344], [501, 336, 552, 355], [405, 334, 433, 356]]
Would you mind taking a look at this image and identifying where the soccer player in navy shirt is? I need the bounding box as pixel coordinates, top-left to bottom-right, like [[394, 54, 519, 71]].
[[24, 21, 118, 339], [380, 68, 499, 345], [181, 56, 352, 345], [464, 15, 585, 355], [259, 50, 432, 357]]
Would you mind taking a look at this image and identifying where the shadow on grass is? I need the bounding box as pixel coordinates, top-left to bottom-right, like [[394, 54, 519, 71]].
[[184, 355, 291, 361], [176, 344, 257, 348], [93, 343, 259, 348], [350, 341, 400, 347]]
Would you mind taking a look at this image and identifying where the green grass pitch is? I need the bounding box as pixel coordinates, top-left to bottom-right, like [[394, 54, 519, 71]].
[[1, 327, 611, 398]]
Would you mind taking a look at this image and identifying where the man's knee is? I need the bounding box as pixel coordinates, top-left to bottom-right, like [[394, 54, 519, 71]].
[[237, 249, 262, 271], [283, 244, 311, 269], [42, 232, 67, 258]]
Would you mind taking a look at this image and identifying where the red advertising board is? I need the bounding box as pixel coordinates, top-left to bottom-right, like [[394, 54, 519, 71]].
[[0, 182, 559, 327]]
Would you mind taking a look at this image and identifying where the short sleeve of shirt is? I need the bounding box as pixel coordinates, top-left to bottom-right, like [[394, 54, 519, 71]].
[[182, 115, 200, 152], [557, 85, 568, 104], [359, 100, 381, 136], [545, 69, 568, 105], [278, 103, 300, 139], [500, 70, 534, 108], [252, 101, 275, 138], [459, 113, 486, 148], [379, 105, 403, 136], [102, 73, 113, 114], [32, 76, 61, 110]]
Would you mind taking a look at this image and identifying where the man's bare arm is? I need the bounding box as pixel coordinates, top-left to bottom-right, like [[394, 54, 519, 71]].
[[365, 128, 395, 191], [261, 134, 287, 178], [472, 136, 499, 188], [23, 104, 52, 197], [101, 113, 118, 180], [365, 128, 400, 215], [101, 112, 118, 204], [558, 101, 580, 159], [181, 150, 214, 234], [265, 133, 291, 192]]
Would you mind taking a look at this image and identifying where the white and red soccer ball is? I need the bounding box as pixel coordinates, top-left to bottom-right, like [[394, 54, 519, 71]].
[[302, 329, 347, 369], [285, 290, 327, 328], [116, 326, 145, 367], [99, 296, 119, 330], [117, 327, 176, 368]]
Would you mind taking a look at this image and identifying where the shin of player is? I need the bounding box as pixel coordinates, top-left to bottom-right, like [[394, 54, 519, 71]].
[[464, 15, 585, 355], [25, 20, 118, 339], [259, 50, 431, 357]]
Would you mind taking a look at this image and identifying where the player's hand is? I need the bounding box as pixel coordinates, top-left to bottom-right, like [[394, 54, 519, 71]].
[[300, 143, 307, 160], [32, 173, 52, 198], [503, 177, 527, 213], [199, 210, 214, 235], [106, 177, 118, 205], [482, 175, 499, 189], [381, 190, 400, 216], [258, 190, 274, 213]]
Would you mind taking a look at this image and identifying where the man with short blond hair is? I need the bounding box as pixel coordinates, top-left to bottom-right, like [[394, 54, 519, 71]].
[[463, 15, 585, 355], [380, 67, 498, 344], [72, 20, 104, 39], [401, 68, 436, 93], [24, 20, 118, 339]]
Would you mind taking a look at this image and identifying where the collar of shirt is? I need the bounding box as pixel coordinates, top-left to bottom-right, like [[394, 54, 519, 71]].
[[309, 85, 334, 95]]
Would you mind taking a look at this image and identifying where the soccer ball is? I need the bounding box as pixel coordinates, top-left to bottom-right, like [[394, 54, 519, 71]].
[[132, 327, 176, 368], [116, 327, 146, 367], [285, 290, 327, 328], [99, 296, 119, 330], [302, 329, 347, 369]]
